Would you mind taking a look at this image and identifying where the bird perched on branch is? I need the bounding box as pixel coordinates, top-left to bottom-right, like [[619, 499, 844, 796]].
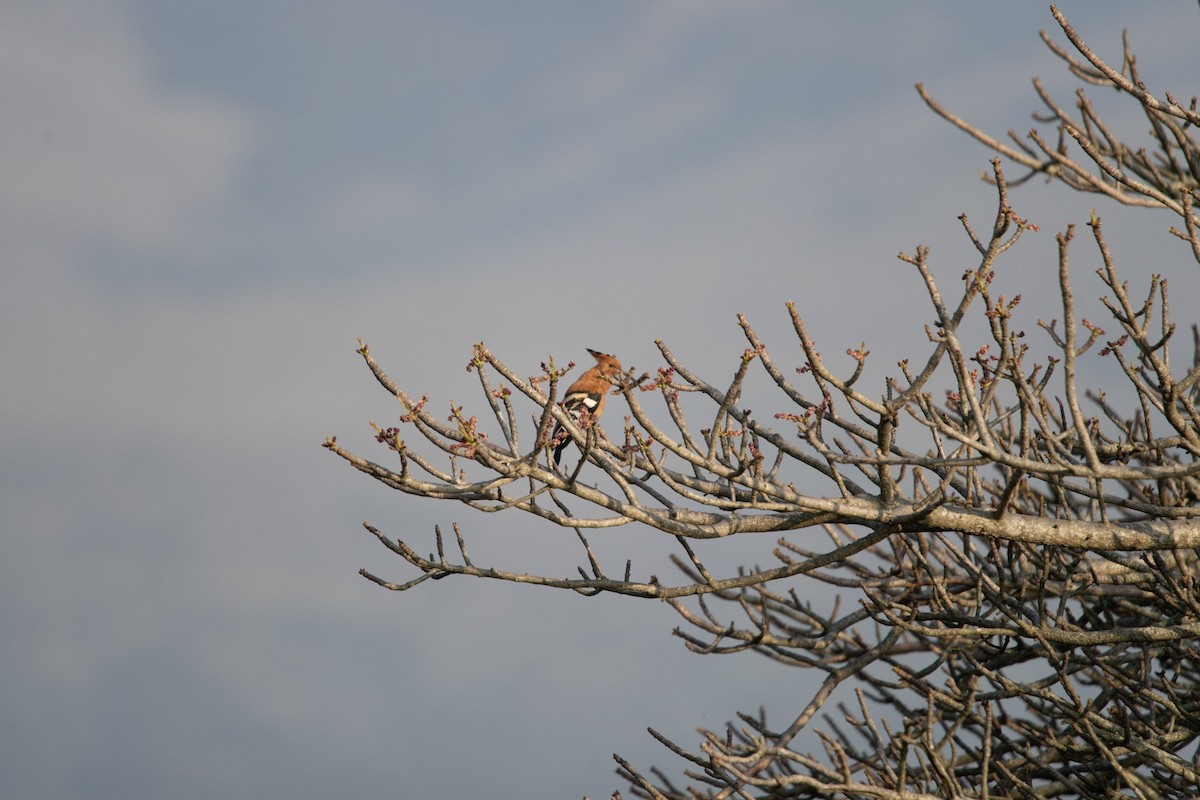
[[551, 349, 623, 465]]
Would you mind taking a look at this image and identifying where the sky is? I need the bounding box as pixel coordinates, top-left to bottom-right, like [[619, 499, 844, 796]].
[[3, 2, 1198, 798]]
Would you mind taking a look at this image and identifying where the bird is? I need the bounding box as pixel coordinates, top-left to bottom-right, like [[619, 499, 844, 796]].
[[551, 349, 623, 465]]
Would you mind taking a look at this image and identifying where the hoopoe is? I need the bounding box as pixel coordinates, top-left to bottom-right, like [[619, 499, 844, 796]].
[[551, 349, 623, 465]]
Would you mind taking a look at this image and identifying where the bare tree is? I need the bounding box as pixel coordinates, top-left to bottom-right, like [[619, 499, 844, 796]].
[[326, 8, 1200, 799]]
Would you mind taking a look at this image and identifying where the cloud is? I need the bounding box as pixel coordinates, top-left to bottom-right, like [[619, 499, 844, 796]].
[[0, 1, 257, 264]]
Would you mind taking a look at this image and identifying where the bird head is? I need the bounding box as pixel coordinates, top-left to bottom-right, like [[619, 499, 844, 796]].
[[586, 348, 623, 384]]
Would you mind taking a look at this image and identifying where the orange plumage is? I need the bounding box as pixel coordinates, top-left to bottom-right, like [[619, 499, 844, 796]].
[[551, 349, 622, 465]]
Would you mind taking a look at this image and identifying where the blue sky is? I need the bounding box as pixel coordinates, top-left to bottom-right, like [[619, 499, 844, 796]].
[[3, 2, 1198, 798]]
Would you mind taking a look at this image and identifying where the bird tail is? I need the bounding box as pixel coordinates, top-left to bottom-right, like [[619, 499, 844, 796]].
[[551, 422, 568, 464]]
